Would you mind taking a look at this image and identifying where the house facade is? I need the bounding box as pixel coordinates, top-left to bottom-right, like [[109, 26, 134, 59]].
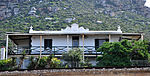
[[3, 23, 143, 67], [30, 23, 123, 54], [5, 23, 143, 59]]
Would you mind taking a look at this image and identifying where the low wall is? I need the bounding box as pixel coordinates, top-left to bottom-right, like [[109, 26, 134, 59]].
[[0, 68, 150, 76]]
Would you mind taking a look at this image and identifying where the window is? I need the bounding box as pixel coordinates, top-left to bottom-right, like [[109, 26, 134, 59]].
[[95, 39, 109, 50], [72, 36, 79, 47], [44, 39, 52, 50]]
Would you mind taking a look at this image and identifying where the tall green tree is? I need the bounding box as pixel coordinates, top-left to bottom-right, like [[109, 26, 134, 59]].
[[62, 48, 83, 68], [96, 40, 150, 67], [130, 40, 150, 60], [97, 41, 131, 67]]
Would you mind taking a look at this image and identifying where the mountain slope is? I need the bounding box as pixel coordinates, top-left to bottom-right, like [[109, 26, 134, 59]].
[[0, 0, 150, 40]]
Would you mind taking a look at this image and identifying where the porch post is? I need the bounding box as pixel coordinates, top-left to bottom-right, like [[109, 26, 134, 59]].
[[40, 35, 42, 58], [109, 34, 111, 42], [1, 47, 5, 60], [6, 35, 8, 59], [67, 35, 69, 51], [82, 34, 85, 62], [141, 34, 144, 41]]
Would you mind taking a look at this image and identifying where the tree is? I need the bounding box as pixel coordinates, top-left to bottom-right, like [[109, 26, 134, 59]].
[[62, 48, 83, 68], [97, 41, 131, 67], [96, 40, 150, 67], [130, 40, 150, 60], [27, 55, 61, 69]]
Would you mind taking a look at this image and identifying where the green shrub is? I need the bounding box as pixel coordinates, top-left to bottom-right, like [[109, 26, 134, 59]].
[[27, 56, 37, 69], [27, 55, 62, 69], [0, 58, 17, 70], [80, 58, 92, 67], [130, 40, 149, 60], [51, 58, 61, 68], [97, 41, 131, 67], [62, 48, 83, 68], [96, 40, 150, 67]]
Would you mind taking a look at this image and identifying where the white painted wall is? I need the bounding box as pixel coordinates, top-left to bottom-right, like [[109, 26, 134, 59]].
[[80, 35, 109, 46], [31, 34, 121, 53], [31, 35, 69, 46], [31, 34, 121, 47], [31, 35, 113, 47], [110, 35, 121, 42]]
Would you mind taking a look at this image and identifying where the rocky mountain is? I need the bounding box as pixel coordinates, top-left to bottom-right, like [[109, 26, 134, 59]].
[[0, 0, 150, 40]]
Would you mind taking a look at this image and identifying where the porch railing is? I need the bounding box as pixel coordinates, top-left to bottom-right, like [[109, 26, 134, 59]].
[[8, 46, 102, 55]]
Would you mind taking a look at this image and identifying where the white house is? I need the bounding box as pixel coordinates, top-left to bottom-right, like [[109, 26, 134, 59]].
[[5, 23, 143, 59], [4, 23, 143, 67]]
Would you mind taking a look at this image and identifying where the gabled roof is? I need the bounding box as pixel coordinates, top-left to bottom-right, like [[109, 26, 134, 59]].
[[28, 23, 122, 35], [6, 23, 142, 36], [6, 23, 142, 45]]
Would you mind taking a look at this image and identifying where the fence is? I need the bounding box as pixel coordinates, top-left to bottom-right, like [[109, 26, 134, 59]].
[[8, 46, 102, 55]]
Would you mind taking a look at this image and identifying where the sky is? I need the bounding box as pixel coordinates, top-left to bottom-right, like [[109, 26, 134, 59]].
[[145, 0, 150, 8]]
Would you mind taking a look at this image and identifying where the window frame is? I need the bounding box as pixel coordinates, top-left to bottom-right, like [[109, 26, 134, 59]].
[[95, 39, 109, 50], [72, 36, 79, 47], [44, 39, 52, 50]]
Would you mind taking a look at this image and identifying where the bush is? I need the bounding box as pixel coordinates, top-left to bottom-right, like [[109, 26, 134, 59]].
[[51, 58, 61, 68], [27, 55, 62, 69], [0, 57, 17, 70], [27, 56, 37, 69], [97, 40, 150, 67], [130, 40, 149, 60], [97, 41, 131, 67], [62, 48, 83, 68], [80, 58, 92, 67], [96, 40, 150, 67]]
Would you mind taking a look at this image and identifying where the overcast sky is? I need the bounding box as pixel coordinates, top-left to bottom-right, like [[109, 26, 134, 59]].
[[145, 0, 150, 8]]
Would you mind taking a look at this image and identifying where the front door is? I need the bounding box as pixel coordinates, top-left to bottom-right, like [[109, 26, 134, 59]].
[[72, 36, 79, 48]]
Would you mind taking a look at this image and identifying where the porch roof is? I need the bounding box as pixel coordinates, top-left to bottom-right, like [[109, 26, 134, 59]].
[[6, 32, 141, 36], [6, 23, 141, 36], [6, 23, 142, 45], [6, 32, 142, 45]]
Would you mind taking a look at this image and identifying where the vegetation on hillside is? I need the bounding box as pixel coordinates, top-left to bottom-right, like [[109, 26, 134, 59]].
[[0, 0, 150, 40]]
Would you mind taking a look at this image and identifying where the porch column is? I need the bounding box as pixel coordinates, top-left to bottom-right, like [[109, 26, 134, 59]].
[[1, 46, 5, 60], [67, 35, 69, 51], [82, 34, 85, 62], [6, 35, 8, 59], [141, 34, 144, 41], [40, 35, 42, 58], [109, 34, 111, 42]]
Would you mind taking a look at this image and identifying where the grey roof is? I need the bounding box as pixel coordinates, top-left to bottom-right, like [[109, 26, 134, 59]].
[[6, 23, 142, 36]]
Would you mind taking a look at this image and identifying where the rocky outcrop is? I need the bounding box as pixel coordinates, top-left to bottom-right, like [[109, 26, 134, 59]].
[[0, 0, 29, 20], [0, 0, 149, 20], [95, 0, 150, 17]]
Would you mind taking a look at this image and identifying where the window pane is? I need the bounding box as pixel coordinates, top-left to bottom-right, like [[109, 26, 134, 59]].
[[72, 36, 79, 47], [95, 39, 108, 50], [73, 40, 79, 46], [44, 39, 52, 50], [99, 40, 106, 46]]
